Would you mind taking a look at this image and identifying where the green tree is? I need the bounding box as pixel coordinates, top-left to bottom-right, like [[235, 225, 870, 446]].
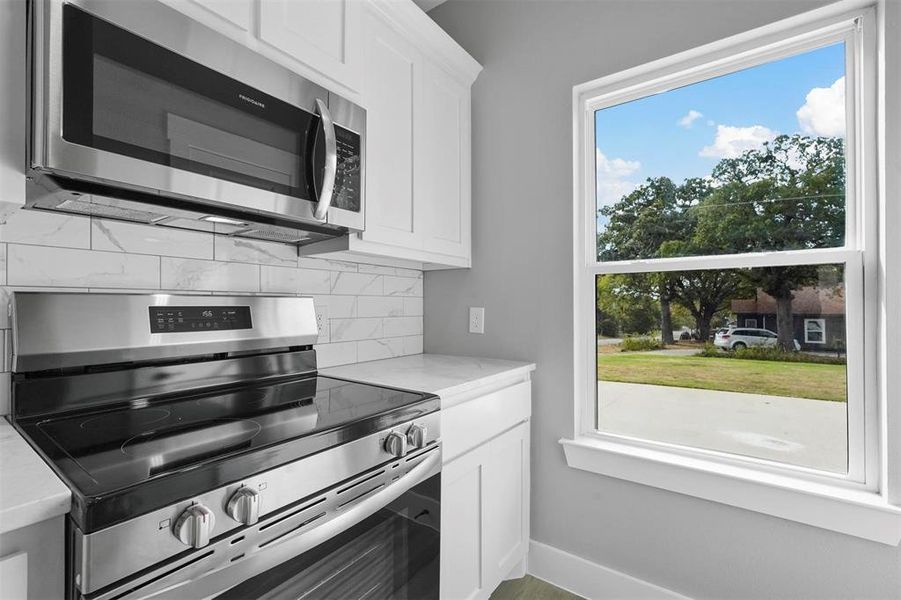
[[692, 134, 845, 349], [599, 176, 744, 342], [597, 177, 688, 343], [596, 274, 659, 336]]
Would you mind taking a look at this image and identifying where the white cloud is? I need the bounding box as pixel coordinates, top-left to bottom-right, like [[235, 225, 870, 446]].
[[706, 119, 715, 127], [596, 149, 640, 207], [677, 110, 703, 128], [797, 76, 845, 137], [699, 124, 778, 159]]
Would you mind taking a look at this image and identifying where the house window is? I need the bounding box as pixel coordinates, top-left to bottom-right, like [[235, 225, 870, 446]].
[[591, 36, 855, 473], [805, 318, 827, 343], [567, 4, 895, 543]]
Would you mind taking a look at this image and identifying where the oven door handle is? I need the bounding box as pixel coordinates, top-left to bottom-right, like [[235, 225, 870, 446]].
[[121, 448, 441, 600], [312, 98, 338, 221]]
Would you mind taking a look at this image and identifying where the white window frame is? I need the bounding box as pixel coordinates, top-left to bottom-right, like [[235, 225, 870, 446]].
[[744, 319, 757, 328], [564, 0, 901, 545], [805, 318, 827, 344]]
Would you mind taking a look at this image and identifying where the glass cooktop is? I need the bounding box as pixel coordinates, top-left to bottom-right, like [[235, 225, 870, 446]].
[[19, 376, 433, 498]]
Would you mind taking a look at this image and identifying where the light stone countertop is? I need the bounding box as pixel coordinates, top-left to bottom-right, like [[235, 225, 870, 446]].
[[321, 353, 536, 406], [0, 418, 71, 534]]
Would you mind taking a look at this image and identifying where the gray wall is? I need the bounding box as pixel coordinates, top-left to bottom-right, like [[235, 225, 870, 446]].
[[424, 1, 901, 598]]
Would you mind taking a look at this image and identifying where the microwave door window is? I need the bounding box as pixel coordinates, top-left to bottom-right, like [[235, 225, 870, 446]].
[[165, 114, 297, 189], [62, 4, 317, 202]]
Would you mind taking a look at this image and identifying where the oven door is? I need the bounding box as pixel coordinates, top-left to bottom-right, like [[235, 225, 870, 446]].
[[31, 0, 364, 230], [215, 475, 440, 600], [81, 447, 440, 600]]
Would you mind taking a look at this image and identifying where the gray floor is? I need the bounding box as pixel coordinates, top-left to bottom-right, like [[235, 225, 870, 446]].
[[490, 575, 585, 600], [598, 380, 847, 472]]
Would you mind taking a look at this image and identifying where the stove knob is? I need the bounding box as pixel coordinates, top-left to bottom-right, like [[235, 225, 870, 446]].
[[227, 486, 261, 526], [384, 431, 408, 458], [173, 504, 215, 548], [406, 424, 428, 449]]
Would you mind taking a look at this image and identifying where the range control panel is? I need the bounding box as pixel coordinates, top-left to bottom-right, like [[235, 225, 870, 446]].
[[149, 306, 253, 333]]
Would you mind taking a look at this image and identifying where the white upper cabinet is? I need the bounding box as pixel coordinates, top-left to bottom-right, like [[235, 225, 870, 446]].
[[359, 10, 421, 250], [302, 1, 481, 270], [186, 0, 253, 32], [0, 0, 26, 221], [160, 0, 362, 95], [257, 0, 363, 91], [416, 61, 471, 260]]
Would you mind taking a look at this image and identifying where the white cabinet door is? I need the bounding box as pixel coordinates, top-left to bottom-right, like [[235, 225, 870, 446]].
[[441, 443, 491, 600], [0, 0, 25, 221], [359, 10, 422, 250], [182, 0, 253, 31], [484, 421, 530, 586], [416, 62, 471, 262], [0, 553, 27, 599], [258, 0, 361, 90], [441, 420, 530, 600]]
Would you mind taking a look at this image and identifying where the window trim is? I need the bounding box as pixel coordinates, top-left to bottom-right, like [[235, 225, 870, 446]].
[[805, 318, 827, 344], [744, 319, 757, 329], [565, 0, 901, 545]]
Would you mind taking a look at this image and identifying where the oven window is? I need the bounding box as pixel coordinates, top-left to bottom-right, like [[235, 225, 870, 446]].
[[216, 473, 440, 600], [62, 4, 319, 201]]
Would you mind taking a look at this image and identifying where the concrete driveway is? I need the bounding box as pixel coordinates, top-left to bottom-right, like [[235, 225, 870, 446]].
[[597, 381, 847, 473]]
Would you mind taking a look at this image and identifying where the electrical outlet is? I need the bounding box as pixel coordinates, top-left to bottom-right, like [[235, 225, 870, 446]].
[[315, 305, 329, 342], [469, 307, 485, 334]]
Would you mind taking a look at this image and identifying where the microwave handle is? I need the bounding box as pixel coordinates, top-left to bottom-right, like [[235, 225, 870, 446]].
[[313, 98, 338, 220]]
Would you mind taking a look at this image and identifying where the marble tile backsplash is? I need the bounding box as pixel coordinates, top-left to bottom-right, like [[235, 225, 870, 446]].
[[0, 208, 424, 414]]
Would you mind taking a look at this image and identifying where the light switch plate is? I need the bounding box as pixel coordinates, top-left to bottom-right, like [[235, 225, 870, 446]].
[[469, 307, 485, 334]]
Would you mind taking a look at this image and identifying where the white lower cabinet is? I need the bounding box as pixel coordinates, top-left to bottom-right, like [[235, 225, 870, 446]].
[[484, 422, 530, 584], [0, 552, 27, 599], [440, 383, 531, 600], [441, 443, 491, 600], [0, 517, 65, 600]]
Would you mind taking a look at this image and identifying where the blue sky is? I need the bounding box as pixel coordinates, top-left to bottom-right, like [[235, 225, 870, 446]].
[[595, 43, 846, 223]]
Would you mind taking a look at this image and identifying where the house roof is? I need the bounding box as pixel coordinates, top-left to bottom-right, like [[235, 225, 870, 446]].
[[732, 286, 845, 316]]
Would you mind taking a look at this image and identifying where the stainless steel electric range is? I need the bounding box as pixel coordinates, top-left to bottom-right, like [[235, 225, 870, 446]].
[[8, 292, 441, 600]]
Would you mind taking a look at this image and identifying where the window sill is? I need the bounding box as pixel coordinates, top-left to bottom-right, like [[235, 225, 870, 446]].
[[560, 435, 901, 545]]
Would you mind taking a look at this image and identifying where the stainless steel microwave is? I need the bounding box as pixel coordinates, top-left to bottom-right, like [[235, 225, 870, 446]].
[[27, 0, 365, 245]]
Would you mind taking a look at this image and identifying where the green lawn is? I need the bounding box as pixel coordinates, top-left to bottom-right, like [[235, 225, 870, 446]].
[[598, 352, 847, 402]]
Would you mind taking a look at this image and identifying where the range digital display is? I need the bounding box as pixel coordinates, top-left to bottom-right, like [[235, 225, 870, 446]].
[[149, 306, 252, 333]]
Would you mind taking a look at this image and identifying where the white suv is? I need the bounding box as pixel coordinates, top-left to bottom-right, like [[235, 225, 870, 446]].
[[713, 328, 801, 351]]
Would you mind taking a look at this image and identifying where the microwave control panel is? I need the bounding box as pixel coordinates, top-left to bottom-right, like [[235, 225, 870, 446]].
[[333, 125, 362, 213]]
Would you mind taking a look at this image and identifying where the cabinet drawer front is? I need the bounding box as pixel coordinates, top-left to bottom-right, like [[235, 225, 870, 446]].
[[442, 381, 531, 463]]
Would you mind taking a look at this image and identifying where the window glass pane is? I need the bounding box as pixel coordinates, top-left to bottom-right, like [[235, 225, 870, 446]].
[[595, 43, 846, 260], [806, 319, 826, 343], [596, 263, 848, 472]]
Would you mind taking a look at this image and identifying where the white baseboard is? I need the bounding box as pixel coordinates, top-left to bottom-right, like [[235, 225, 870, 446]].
[[527, 540, 690, 600]]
